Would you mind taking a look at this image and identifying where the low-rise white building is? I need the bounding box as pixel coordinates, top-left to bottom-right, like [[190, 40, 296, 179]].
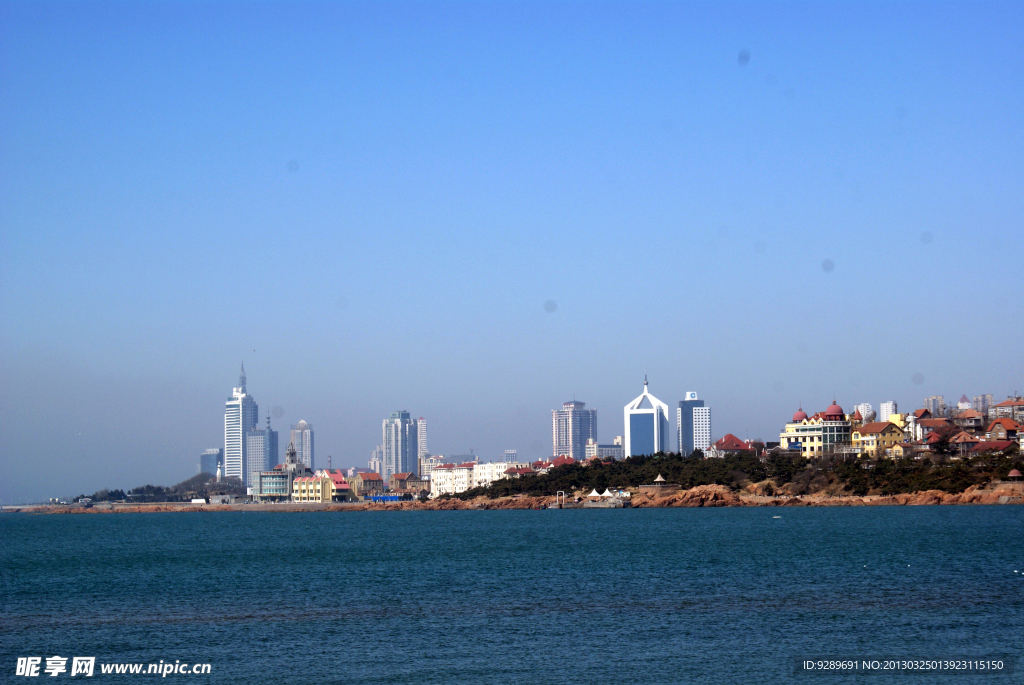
[[584, 438, 624, 460], [430, 463, 475, 496], [431, 461, 530, 496], [473, 461, 530, 488]]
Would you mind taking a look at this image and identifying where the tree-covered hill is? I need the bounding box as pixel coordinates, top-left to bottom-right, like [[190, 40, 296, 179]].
[[457, 452, 1023, 500]]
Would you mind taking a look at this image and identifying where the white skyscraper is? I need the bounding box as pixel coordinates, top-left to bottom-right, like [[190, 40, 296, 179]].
[[677, 391, 711, 456], [552, 401, 597, 460], [224, 364, 258, 483], [417, 417, 428, 459], [290, 420, 314, 470], [504, 449, 517, 463], [879, 401, 897, 422], [623, 377, 670, 458], [692, 406, 711, 453], [382, 411, 419, 480]]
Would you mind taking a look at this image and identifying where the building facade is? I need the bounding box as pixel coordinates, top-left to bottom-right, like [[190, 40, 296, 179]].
[[924, 395, 945, 416], [382, 411, 419, 481], [471, 461, 530, 489], [199, 448, 222, 476], [585, 438, 624, 460], [224, 364, 258, 483], [290, 420, 314, 470], [430, 463, 476, 496], [851, 422, 904, 457], [973, 394, 993, 415], [677, 392, 711, 456], [623, 378, 671, 457], [245, 418, 279, 490], [417, 417, 428, 460], [504, 449, 517, 463], [779, 403, 853, 457], [551, 401, 597, 461], [879, 401, 897, 422], [369, 445, 383, 475]]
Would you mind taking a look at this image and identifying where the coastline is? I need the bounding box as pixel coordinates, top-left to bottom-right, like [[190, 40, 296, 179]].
[[5, 482, 1022, 514]]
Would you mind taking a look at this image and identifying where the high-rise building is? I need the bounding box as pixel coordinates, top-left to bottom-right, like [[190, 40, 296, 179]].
[[623, 377, 670, 457], [199, 448, 222, 476], [677, 392, 711, 456], [369, 445, 384, 475], [924, 395, 945, 416], [382, 411, 419, 480], [551, 401, 597, 461], [879, 401, 897, 422], [245, 416, 279, 490], [224, 364, 258, 483], [504, 449, 517, 463], [417, 417, 428, 459], [290, 420, 314, 470], [855, 403, 873, 421], [973, 394, 993, 415]]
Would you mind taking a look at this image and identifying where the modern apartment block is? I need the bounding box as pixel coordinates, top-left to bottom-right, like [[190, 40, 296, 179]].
[[551, 401, 597, 461], [224, 364, 258, 483], [417, 417, 428, 459], [973, 394, 993, 415], [923, 395, 945, 416], [290, 420, 314, 470], [382, 410, 419, 480], [879, 401, 897, 422], [624, 377, 670, 457], [677, 392, 711, 456], [504, 449, 517, 463]]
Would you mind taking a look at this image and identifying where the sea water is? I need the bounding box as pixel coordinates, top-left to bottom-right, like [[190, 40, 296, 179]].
[[1, 506, 1021, 683]]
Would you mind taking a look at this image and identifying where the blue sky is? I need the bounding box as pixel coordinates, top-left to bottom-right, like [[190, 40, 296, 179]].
[[2, 1, 1022, 502]]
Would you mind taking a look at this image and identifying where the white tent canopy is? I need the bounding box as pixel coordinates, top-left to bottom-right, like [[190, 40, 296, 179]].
[[587, 489, 601, 498], [600, 489, 614, 498], [654, 474, 666, 482]]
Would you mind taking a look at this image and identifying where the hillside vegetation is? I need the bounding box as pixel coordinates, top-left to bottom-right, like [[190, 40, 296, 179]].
[[458, 452, 1023, 500]]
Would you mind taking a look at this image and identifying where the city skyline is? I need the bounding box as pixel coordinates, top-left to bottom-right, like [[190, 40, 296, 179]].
[[2, 1, 1022, 503]]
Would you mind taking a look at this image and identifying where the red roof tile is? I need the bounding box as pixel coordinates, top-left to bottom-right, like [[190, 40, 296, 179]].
[[714, 434, 750, 451], [969, 441, 1018, 453], [856, 422, 898, 435], [986, 418, 1020, 431]]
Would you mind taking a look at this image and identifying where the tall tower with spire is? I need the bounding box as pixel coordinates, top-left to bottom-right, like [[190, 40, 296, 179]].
[[225, 363, 258, 485]]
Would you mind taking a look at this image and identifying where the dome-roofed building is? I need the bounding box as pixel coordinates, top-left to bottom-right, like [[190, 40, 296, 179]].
[[825, 402, 845, 419], [780, 401, 854, 458]]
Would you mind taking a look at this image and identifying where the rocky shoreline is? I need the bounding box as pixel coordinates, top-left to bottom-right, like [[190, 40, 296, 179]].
[[6, 482, 1022, 514]]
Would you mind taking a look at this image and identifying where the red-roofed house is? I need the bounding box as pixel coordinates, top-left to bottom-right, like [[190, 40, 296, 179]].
[[389, 472, 427, 493], [352, 471, 384, 497], [851, 422, 904, 456], [968, 440, 1019, 456], [985, 418, 1020, 442], [954, 409, 986, 434], [706, 434, 752, 458]]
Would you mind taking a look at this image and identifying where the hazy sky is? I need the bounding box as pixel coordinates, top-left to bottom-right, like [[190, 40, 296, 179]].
[[2, 1, 1022, 503]]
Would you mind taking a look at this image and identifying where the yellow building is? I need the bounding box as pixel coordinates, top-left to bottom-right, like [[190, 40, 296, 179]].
[[292, 474, 330, 503], [779, 403, 853, 457], [851, 422, 904, 457]]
